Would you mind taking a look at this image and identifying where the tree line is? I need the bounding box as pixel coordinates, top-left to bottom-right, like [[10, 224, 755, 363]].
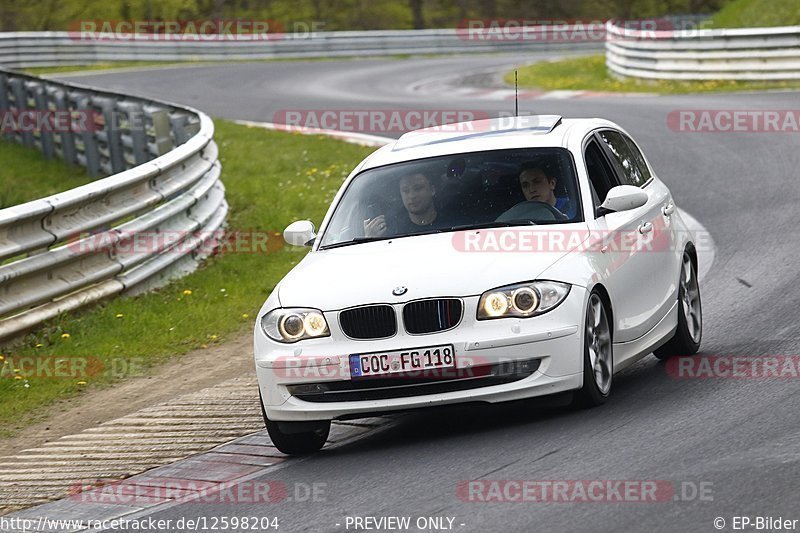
[[0, 0, 734, 32]]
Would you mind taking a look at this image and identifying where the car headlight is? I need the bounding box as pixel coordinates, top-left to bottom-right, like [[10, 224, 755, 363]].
[[261, 308, 330, 343], [477, 281, 570, 320]]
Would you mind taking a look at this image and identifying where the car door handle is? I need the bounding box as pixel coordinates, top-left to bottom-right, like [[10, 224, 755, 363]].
[[662, 203, 675, 216], [638, 221, 653, 235]]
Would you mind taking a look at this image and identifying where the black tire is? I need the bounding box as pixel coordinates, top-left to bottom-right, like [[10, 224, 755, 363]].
[[574, 291, 613, 408], [259, 393, 330, 455], [654, 251, 702, 360]]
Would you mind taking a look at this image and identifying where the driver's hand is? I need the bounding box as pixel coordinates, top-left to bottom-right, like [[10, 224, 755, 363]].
[[364, 215, 387, 237]]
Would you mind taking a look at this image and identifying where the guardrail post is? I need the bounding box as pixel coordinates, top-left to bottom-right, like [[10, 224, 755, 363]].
[[74, 93, 101, 176], [31, 81, 55, 159], [146, 107, 174, 156], [48, 86, 78, 165], [117, 101, 149, 166], [9, 77, 34, 147], [169, 113, 192, 145], [93, 96, 126, 174], [0, 73, 12, 143]]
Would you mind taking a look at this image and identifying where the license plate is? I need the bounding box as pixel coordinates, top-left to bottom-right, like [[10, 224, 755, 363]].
[[349, 345, 455, 378]]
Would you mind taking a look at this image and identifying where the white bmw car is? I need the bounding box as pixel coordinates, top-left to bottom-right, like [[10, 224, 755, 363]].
[[254, 115, 702, 454]]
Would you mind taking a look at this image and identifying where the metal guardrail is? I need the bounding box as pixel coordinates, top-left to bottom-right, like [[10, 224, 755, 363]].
[[0, 29, 603, 68], [605, 20, 800, 80], [0, 68, 226, 342]]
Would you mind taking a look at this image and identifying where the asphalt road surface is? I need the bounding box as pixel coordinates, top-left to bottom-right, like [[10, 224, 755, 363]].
[[59, 53, 800, 533]]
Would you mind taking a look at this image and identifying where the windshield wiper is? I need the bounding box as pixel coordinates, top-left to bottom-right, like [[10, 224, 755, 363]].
[[318, 236, 393, 250], [319, 228, 451, 250], [445, 219, 537, 232]]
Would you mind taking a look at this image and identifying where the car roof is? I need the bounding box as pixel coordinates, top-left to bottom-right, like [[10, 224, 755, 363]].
[[358, 115, 620, 171]]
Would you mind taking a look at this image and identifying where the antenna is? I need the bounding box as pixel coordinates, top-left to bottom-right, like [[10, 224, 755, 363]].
[[514, 70, 519, 117]]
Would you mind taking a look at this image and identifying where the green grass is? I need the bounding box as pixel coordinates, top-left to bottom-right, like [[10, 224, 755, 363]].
[[508, 55, 800, 94], [710, 0, 800, 28], [22, 61, 195, 75], [0, 121, 374, 434], [0, 141, 94, 208]]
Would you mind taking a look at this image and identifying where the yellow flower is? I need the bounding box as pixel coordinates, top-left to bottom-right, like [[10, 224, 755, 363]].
[[0, 355, 4, 362], [201, 344, 208, 349], [61, 333, 70, 339], [14, 375, 22, 380], [209, 334, 218, 341], [182, 289, 193, 296], [241, 313, 249, 319], [77, 380, 87, 386], [35, 343, 44, 348], [115, 313, 124, 319]]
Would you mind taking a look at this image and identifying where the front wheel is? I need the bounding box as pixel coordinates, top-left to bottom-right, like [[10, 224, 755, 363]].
[[575, 291, 613, 407], [265, 419, 330, 455], [260, 392, 330, 455], [654, 251, 702, 360]]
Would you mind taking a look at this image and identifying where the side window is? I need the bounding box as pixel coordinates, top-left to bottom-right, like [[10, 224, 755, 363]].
[[597, 130, 651, 187], [584, 139, 618, 206], [622, 133, 653, 186]]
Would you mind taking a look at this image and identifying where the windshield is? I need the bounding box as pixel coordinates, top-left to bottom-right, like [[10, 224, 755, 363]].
[[318, 148, 582, 249]]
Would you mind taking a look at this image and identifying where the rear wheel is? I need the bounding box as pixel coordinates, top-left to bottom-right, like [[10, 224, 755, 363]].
[[260, 393, 330, 455], [654, 252, 702, 360], [575, 291, 613, 407]]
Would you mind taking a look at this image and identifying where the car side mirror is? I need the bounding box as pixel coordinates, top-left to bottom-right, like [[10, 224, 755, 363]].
[[596, 185, 648, 217], [283, 220, 316, 246]]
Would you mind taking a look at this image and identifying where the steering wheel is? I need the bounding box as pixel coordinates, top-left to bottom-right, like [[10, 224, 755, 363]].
[[496, 200, 566, 223]]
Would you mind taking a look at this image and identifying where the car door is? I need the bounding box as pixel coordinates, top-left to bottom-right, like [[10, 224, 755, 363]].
[[583, 130, 672, 343]]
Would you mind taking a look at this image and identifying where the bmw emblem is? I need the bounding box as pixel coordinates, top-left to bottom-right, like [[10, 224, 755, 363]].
[[392, 286, 408, 296]]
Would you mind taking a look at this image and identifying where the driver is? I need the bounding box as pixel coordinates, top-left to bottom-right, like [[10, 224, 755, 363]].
[[364, 172, 444, 237], [518, 162, 575, 218]]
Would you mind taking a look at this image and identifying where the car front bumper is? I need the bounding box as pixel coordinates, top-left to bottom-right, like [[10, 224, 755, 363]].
[[254, 285, 587, 421]]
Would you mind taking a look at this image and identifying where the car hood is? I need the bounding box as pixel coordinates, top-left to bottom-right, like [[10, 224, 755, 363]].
[[278, 225, 589, 310]]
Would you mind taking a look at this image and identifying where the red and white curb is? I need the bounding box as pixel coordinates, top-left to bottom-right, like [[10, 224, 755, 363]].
[[1, 419, 389, 533], [0, 373, 392, 527], [424, 86, 629, 101], [407, 65, 654, 101]]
